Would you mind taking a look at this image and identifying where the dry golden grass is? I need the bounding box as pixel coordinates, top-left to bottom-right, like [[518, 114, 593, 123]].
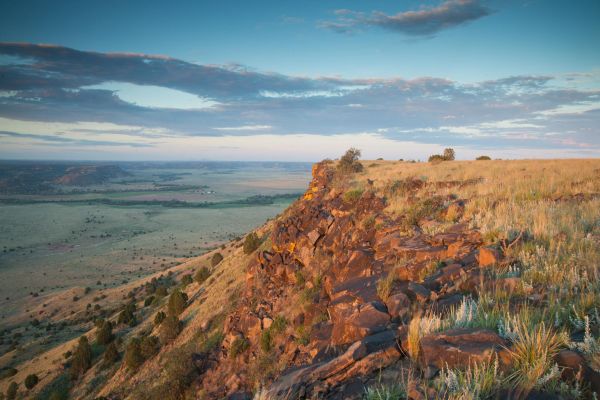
[[356, 159, 600, 395], [407, 312, 446, 361]]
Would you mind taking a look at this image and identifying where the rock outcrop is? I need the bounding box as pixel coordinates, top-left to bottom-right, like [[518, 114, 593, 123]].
[[194, 161, 598, 399]]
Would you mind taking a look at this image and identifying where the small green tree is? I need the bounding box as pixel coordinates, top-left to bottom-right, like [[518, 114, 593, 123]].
[[124, 338, 144, 370], [243, 233, 261, 255], [180, 274, 193, 286], [117, 303, 136, 326], [24, 374, 39, 389], [154, 311, 166, 326], [167, 289, 188, 316], [211, 252, 224, 267], [140, 336, 160, 359], [337, 148, 364, 174], [159, 315, 182, 344], [96, 320, 114, 345], [476, 155, 491, 160], [70, 336, 92, 380], [6, 382, 18, 400], [194, 267, 211, 284], [102, 341, 119, 367], [162, 349, 195, 399], [143, 295, 155, 307], [443, 148, 456, 161]]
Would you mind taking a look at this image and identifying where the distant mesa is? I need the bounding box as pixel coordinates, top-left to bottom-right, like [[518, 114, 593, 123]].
[[53, 165, 130, 186], [0, 162, 131, 194]]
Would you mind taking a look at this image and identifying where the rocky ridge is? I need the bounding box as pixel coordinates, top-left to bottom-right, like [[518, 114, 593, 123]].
[[191, 161, 600, 399]]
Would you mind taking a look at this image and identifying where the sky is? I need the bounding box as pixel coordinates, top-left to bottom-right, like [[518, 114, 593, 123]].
[[0, 0, 599, 161]]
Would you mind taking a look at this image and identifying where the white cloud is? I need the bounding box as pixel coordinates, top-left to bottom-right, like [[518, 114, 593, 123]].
[[0, 117, 175, 144], [83, 82, 220, 110], [536, 101, 600, 116], [212, 125, 272, 131]]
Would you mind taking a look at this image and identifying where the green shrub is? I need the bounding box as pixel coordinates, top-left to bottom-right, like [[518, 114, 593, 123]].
[[343, 188, 364, 203], [0, 367, 17, 379], [428, 154, 446, 163], [102, 342, 119, 367], [229, 337, 250, 358], [124, 338, 144, 370], [429, 147, 456, 163], [70, 336, 92, 380], [144, 295, 155, 307], [271, 316, 288, 335], [154, 311, 166, 326], [404, 197, 445, 227], [477, 155, 491, 160], [211, 252, 224, 267], [6, 382, 17, 400], [24, 374, 39, 389], [160, 348, 196, 400], [243, 233, 261, 255], [140, 336, 160, 359], [159, 315, 182, 344], [180, 274, 193, 286], [96, 320, 113, 345], [117, 303, 136, 326], [167, 289, 188, 316], [295, 326, 310, 346], [194, 267, 211, 285], [260, 329, 273, 353], [337, 148, 364, 174]]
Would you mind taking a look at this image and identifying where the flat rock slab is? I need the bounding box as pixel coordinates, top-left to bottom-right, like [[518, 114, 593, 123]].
[[335, 248, 375, 281], [329, 275, 379, 304], [331, 301, 390, 345], [268, 330, 400, 399], [420, 328, 511, 370]]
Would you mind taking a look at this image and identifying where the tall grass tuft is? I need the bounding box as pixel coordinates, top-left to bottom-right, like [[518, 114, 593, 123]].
[[436, 356, 502, 400], [363, 384, 407, 400], [506, 318, 564, 394]]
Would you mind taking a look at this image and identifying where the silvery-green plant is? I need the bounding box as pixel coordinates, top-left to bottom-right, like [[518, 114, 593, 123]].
[[451, 297, 478, 328]]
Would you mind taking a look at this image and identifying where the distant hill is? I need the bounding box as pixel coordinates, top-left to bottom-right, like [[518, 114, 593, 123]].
[[53, 165, 130, 186], [0, 162, 130, 194]]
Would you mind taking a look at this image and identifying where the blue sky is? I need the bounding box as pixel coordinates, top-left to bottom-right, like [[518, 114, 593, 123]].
[[0, 0, 599, 160]]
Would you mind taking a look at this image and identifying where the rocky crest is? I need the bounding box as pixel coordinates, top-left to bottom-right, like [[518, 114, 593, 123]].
[[191, 162, 600, 398]]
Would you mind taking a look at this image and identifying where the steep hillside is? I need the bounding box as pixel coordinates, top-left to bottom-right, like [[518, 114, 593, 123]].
[[2, 158, 600, 400]]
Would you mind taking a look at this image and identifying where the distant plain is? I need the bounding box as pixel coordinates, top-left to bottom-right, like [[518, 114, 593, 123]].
[[0, 161, 311, 322]]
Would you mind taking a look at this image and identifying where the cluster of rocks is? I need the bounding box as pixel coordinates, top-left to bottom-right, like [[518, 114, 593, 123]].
[[197, 161, 599, 399]]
